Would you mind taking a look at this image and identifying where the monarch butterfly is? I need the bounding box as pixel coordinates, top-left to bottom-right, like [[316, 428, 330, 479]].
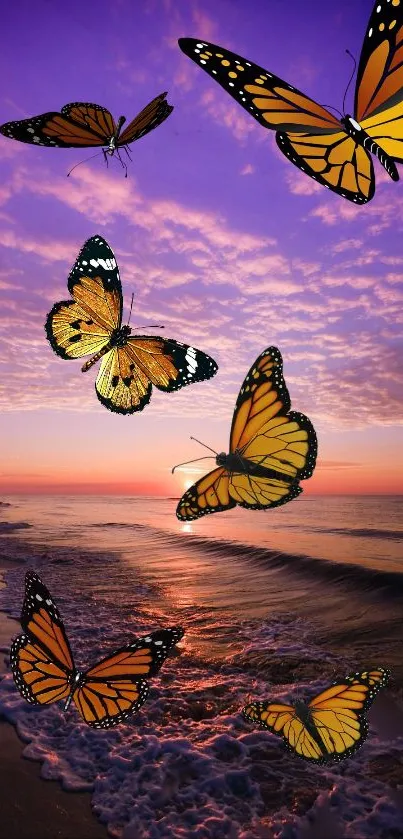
[[10, 571, 184, 728], [45, 235, 218, 414], [242, 668, 390, 764], [173, 346, 317, 520], [0, 93, 173, 176], [178, 0, 403, 204]]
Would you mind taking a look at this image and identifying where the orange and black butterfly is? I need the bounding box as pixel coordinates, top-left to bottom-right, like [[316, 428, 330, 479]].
[[179, 0, 403, 203], [0, 93, 173, 175], [173, 346, 317, 520], [10, 571, 184, 728], [242, 667, 390, 764], [45, 235, 218, 414]]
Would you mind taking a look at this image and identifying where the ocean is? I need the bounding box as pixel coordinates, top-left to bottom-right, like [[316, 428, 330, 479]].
[[0, 494, 402, 838]]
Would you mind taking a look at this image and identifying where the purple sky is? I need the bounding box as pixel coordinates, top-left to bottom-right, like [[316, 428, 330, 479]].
[[0, 0, 402, 496]]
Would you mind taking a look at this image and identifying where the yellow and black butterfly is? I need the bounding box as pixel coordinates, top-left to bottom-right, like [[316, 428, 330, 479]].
[[10, 571, 184, 728], [179, 0, 403, 204], [45, 235, 218, 414], [243, 667, 390, 764], [173, 346, 317, 520], [0, 93, 173, 176]]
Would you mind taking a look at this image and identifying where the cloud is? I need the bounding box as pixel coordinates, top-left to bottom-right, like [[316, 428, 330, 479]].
[[240, 163, 255, 176], [0, 135, 25, 160], [320, 274, 375, 290], [330, 238, 363, 254], [285, 169, 322, 196], [309, 180, 403, 233], [310, 200, 361, 226], [0, 228, 75, 262], [0, 154, 402, 432], [199, 88, 259, 144]]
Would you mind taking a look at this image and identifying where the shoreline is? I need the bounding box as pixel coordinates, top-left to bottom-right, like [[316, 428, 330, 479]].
[[0, 563, 108, 839], [0, 528, 403, 838]]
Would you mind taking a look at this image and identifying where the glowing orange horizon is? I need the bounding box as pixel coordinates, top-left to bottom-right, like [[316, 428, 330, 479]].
[[1, 469, 402, 496]]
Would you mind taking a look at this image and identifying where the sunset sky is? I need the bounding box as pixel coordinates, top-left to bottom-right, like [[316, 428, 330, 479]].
[[0, 0, 402, 496]]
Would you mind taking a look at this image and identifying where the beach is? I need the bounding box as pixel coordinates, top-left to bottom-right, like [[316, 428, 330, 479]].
[[0, 495, 403, 838]]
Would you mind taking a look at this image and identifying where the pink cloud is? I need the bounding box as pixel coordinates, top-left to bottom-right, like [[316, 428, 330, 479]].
[[331, 238, 363, 253], [285, 169, 322, 196], [240, 163, 255, 176], [199, 88, 259, 144], [0, 228, 75, 262]]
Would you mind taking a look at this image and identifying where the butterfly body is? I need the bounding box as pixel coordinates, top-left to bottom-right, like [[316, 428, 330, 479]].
[[63, 671, 82, 710], [175, 346, 317, 520], [292, 700, 331, 754], [216, 450, 297, 482], [105, 115, 126, 156], [340, 115, 399, 181], [179, 2, 403, 203], [81, 325, 132, 372], [11, 571, 184, 728], [243, 668, 390, 763], [45, 235, 218, 413]]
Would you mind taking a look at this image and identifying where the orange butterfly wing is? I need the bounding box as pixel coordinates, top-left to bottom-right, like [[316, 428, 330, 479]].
[[355, 3, 403, 123], [10, 571, 75, 706], [10, 635, 72, 705], [119, 92, 173, 145], [45, 235, 122, 363], [0, 103, 116, 148], [60, 102, 117, 142], [178, 39, 340, 133], [229, 347, 317, 476], [242, 700, 324, 761], [176, 467, 235, 520], [72, 628, 184, 728], [276, 131, 374, 203], [344, 667, 391, 691], [18, 571, 74, 671]]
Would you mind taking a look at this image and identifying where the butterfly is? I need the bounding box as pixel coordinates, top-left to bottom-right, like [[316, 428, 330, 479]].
[[10, 571, 184, 728], [242, 667, 390, 764], [45, 235, 218, 414], [173, 346, 317, 520], [178, 0, 403, 204], [0, 93, 173, 175]]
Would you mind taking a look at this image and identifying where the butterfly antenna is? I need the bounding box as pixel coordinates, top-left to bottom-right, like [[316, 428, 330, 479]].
[[67, 151, 104, 177], [343, 49, 357, 116], [131, 324, 165, 330], [190, 436, 218, 455], [171, 455, 216, 474], [127, 293, 135, 326], [321, 102, 343, 119]]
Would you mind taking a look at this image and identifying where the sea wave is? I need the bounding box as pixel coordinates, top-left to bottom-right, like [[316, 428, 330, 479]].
[[91, 521, 403, 598], [0, 541, 402, 838], [0, 521, 32, 533], [281, 524, 403, 541]]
